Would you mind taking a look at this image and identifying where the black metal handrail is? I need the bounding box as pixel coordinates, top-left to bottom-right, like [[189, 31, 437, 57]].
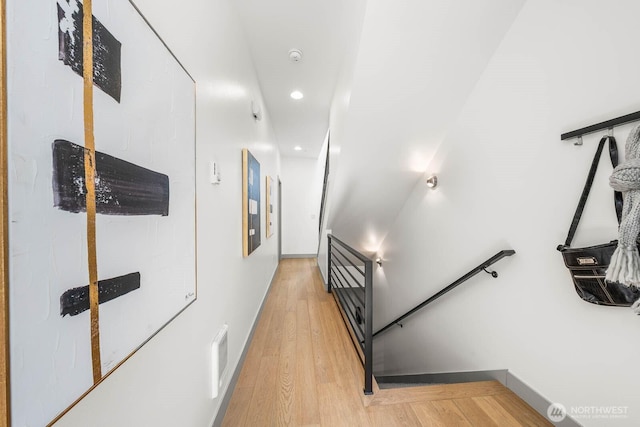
[[317, 134, 331, 255], [327, 234, 373, 395], [318, 134, 330, 235], [372, 249, 515, 339]]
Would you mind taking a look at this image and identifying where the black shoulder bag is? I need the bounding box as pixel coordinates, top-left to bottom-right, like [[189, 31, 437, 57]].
[[557, 135, 640, 306]]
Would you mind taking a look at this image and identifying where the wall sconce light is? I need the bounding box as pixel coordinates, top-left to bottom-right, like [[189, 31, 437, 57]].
[[251, 100, 263, 121], [426, 175, 438, 189], [376, 257, 383, 267]]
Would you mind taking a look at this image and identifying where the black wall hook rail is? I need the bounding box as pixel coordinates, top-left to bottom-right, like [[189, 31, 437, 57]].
[[561, 110, 640, 141], [371, 249, 516, 339]]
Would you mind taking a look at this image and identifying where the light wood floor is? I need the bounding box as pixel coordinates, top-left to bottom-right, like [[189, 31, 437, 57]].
[[222, 258, 551, 426]]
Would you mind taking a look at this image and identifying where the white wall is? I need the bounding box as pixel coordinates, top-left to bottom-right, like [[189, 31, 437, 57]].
[[54, 1, 280, 426], [371, 1, 640, 426], [280, 150, 325, 255], [317, 0, 367, 282], [327, 0, 525, 253]]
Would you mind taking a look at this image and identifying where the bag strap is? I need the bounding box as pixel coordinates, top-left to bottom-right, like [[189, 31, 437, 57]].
[[558, 136, 622, 250]]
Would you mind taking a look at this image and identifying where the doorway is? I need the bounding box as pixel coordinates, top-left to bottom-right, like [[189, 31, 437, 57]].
[[277, 177, 282, 261]]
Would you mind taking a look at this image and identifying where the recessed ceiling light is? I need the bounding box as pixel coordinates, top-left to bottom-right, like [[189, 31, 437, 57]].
[[294, 146, 303, 151], [290, 90, 304, 100]]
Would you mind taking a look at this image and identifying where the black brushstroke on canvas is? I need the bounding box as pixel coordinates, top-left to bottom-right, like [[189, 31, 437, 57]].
[[52, 140, 170, 216], [57, 0, 122, 102], [60, 272, 141, 317]]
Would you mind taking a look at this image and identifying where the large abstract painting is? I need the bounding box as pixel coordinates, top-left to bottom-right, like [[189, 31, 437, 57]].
[[242, 149, 261, 256], [4, 0, 196, 425]]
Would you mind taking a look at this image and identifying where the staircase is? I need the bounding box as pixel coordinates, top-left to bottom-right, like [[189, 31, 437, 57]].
[[323, 235, 558, 426]]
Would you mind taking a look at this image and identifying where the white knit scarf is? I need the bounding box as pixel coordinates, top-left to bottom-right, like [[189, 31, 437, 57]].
[[606, 124, 640, 312]]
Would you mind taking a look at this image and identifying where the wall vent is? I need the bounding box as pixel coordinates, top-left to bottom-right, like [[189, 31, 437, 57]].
[[211, 324, 229, 398]]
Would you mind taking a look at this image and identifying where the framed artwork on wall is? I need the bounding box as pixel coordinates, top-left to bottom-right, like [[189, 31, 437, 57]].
[[0, 0, 9, 424], [266, 175, 274, 238], [242, 148, 261, 256], [3, 0, 197, 425]]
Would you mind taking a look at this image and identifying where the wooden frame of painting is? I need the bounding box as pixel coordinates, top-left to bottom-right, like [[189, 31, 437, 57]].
[[266, 175, 274, 238], [1, 0, 9, 424], [2, 1, 197, 425], [242, 148, 261, 256]]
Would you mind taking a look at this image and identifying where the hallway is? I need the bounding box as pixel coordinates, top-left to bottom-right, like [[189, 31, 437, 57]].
[[221, 258, 550, 426]]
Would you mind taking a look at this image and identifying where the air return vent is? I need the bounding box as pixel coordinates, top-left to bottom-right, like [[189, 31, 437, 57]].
[[211, 324, 229, 398]]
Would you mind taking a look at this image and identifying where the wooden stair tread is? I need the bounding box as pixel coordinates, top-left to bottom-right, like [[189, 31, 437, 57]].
[[365, 380, 509, 407]]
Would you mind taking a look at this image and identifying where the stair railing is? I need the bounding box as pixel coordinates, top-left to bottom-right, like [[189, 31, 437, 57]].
[[317, 134, 331, 255], [327, 234, 373, 395], [372, 250, 515, 339]]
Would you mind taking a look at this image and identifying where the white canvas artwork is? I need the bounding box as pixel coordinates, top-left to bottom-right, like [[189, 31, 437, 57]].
[[6, 0, 196, 424]]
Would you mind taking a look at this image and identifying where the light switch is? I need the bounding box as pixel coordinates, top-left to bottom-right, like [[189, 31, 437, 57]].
[[210, 160, 221, 184]]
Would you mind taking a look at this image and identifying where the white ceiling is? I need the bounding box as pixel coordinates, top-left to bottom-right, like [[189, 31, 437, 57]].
[[233, 0, 365, 159], [233, 0, 526, 254]]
